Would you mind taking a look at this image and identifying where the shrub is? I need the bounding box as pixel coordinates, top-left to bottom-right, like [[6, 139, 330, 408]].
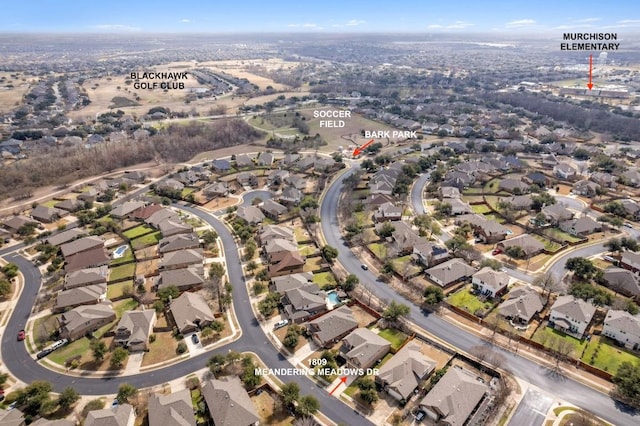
[[176, 342, 188, 354]]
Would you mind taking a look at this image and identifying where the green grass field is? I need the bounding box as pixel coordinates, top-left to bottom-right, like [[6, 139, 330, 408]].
[[484, 179, 501, 194], [472, 204, 492, 214], [109, 263, 136, 282], [378, 328, 408, 351], [113, 298, 139, 318], [368, 243, 387, 260], [123, 224, 154, 239], [533, 234, 563, 252], [542, 228, 583, 243], [447, 287, 491, 314], [581, 335, 640, 374], [532, 326, 587, 356], [106, 280, 134, 299], [131, 231, 161, 249], [110, 244, 134, 266], [49, 337, 91, 365], [312, 271, 337, 289]]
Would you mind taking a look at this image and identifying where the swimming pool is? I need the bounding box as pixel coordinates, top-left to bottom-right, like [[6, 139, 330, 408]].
[[326, 290, 341, 305], [112, 245, 129, 259]]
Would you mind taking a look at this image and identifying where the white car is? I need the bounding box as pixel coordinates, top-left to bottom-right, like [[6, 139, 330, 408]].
[[274, 319, 289, 330]]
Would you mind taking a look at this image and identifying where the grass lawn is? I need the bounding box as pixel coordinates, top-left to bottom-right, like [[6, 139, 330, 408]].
[[313, 271, 337, 289], [581, 335, 640, 374], [131, 231, 161, 250], [542, 228, 583, 243], [462, 188, 484, 195], [532, 326, 587, 356], [391, 255, 421, 276], [109, 263, 136, 282], [181, 187, 196, 197], [484, 179, 501, 194], [484, 195, 501, 211], [294, 227, 310, 242], [252, 391, 295, 426], [484, 213, 506, 224], [447, 287, 490, 315], [353, 211, 372, 226], [532, 235, 563, 252], [472, 204, 492, 214], [41, 199, 59, 208], [123, 225, 154, 239], [368, 243, 387, 260], [113, 298, 139, 318], [303, 256, 324, 272], [49, 337, 91, 365], [299, 244, 317, 257], [343, 383, 359, 397], [378, 328, 408, 351], [142, 332, 180, 366], [110, 245, 134, 266], [106, 280, 134, 299]]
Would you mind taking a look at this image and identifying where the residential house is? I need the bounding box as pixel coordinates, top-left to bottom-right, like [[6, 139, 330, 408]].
[[235, 154, 254, 168], [412, 241, 449, 268], [590, 172, 616, 188], [554, 163, 577, 180], [158, 219, 193, 238], [77, 188, 100, 204], [498, 179, 530, 194], [0, 408, 25, 426], [503, 195, 533, 211], [268, 170, 290, 187], [114, 310, 156, 351], [258, 224, 294, 244], [498, 286, 543, 324], [542, 204, 574, 225], [425, 258, 476, 288], [281, 153, 301, 167], [201, 377, 259, 426], [497, 234, 545, 258], [260, 199, 288, 220], [64, 247, 110, 273], [549, 295, 596, 337], [387, 221, 422, 255], [374, 202, 403, 222], [148, 389, 196, 426], [314, 156, 336, 172], [85, 404, 135, 426], [448, 198, 473, 216], [257, 151, 274, 166], [455, 214, 509, 244], [559, 217, 601, 237], [2, 215, 37, 234], [420, 367, 488, 426], [175, 170, 200, 186], [46, 228, 85, 247], [160, 249, 203, 270], [123, 171, 146, 183], [64, 266, 108, 289], [158, 265, 205, 291], [203, 182, 230, 198], [61, 236, 104, 258], [268, 250, 305, 277], [156, 178, 184, 193], [270, 273, 314, 294], [340, 328, 390, 369], [523, 172, 551, 187], [621, 251, 640, 273], [620, 199, 640, 219], [58, 303, 116, 341], [602, 310, 640, 350], [438, 186, 461, 199], [212, 158, 231, 172], [264, 238, 298, 260], [170, 291, 215, 335], [285, 174, 307, 191], [472, 267, 509, 298], [31, 419, 74, 426], [621, 168, 640, 187], [282, 286, 327, 322], [53, 198, 84, 212], [111, 200, 146, 219], [159, 233, 200, 254], [236, 171, 258, 187], [144, 207, 178, 227], [572, 180, 601, 197], [376, 343, 436, 402], [279, 186, 303, 205], [236, 206, 265, 225], [308, 306, 358, 348], [367, 193, 395, 209], [31, 205, 67, 223], [602, 267, 640, 299]]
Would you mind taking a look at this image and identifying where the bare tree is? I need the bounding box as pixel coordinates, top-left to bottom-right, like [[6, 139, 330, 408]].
[[533, 272, 560, 303], [470, 345, 491, 362]]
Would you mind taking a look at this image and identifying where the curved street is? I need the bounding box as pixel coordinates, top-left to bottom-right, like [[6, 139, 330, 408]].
[[0, 205, 370, 426], [323, 166, 639, 426]]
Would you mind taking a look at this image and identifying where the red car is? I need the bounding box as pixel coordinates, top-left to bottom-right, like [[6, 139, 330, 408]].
[[17, 330, 25, 341], [492, 248, 502, 256]]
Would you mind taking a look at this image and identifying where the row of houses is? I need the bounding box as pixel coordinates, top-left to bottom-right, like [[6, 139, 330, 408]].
[[259, 225, 305, 277]]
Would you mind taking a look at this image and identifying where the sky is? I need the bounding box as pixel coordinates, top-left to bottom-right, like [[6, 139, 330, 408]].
[[2, 0, 640, 34]]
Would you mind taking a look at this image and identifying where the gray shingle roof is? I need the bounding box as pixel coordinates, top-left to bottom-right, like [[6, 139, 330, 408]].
[[201, 377, 259, 426]]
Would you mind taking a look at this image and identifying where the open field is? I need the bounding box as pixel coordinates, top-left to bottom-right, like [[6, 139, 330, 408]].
[[377, 328, 408, 351], [447, 287, 491, 314], [0, 72, 35, 113], [532, 326, 588, 356], [142, 332, 180, 366], [109, 263, 136, 282], [252, 391, 295, 426], [123, 224, 155, 239], [581, 335, 640, 374]]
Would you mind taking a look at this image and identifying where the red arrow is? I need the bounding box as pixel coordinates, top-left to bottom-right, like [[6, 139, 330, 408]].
[[329, 377, 348, 395], [587, 54, 593, 90], [353, 139, 375, 156]]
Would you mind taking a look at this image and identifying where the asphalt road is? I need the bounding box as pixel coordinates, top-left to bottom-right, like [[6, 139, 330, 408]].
[[322, 167, 639, 426], [0, 205, 370, 426], [508, 388, 554, 426]]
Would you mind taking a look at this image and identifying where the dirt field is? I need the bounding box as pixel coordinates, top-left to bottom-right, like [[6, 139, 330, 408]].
[[351, 304, 379, 328], [252, 390, 295, 426], [198, 58, 303, 91], [202, 196, 240, 211], [0, 72, 35, 113], [415, 339, 454, 369], [136, 259, 159, 277]]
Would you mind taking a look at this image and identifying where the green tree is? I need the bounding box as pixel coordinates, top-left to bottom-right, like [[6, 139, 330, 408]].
[[320, 245, 339, 264], [284, 325, 302, 348], [565, 257, 596, 280], [360, 388, 379, 405], [382, 301, 410, 322], [613, 361, 640, 407], [257, 292, 281, 317], [90, 339, 107, 361], [0, 372, 8, 386], [342, 274, 359, 292], [207, 354, 226, 374], [0, 279, 11, 298], [201, 230, 218, 247], [110, 347, 129, 368], [378, 222, 396, 238], [423, 286, 445, 305], [444, 234, 471, 255], [479, 259, 503, 271], [116, 383, 138, 404], [504, 245, 526, 260], [297, 395, 320, 416], [280, 382, 300, 409], [58, 387, 80, 410], [2, 263, 19, 279], [157, 285, 180, 303]]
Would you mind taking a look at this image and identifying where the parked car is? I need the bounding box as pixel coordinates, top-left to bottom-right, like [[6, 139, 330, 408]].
[[17, 330, 25, 341], [191, 334, 200, 344], [274, 319, 289, 330], [625, 223, 634, 228], [492, 248, 502, 256], [361, 264, 369, 270], [36, 348, 53, 359], [111, 399, 119, 408], [414, 410, 426, 422]]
